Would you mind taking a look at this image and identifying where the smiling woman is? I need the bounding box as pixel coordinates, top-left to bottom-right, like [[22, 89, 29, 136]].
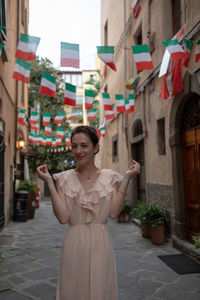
[[29, 0, 101, 69], [37, 125, 140, 300]]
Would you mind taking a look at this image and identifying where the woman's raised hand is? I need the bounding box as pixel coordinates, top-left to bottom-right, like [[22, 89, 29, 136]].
[[37, 164, 52, 183], [125, 159, 140, 179]]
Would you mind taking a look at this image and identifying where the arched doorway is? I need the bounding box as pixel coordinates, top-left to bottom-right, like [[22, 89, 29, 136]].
[[130, 117, 146, 203], [181, 94, 200, 241]]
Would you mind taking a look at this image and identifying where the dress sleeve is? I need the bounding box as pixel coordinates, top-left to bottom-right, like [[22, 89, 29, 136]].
[[52, 170, 75, 198], [110, 171, 123, 188]]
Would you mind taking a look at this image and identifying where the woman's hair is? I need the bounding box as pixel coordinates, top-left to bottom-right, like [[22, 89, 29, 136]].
[[71, 126, 99, 153]]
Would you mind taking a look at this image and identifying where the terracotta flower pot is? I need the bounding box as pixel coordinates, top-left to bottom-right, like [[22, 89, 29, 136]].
[[118, 213, 126, 223], [141, 223, 151, 238], [150, 222, 165, 245]]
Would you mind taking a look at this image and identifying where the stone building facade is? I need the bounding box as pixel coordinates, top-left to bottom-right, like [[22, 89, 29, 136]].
[[0, 0, 29, 228], [99, 0, 200, 243]]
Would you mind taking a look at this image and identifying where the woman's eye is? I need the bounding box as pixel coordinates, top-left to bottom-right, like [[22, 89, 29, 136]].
[[71, 145, 77, 149]]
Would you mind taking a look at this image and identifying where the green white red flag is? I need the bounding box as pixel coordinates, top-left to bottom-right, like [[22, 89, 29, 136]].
[[52, 138, 56, 148], [195, 38, 200, 63], [46, 137, 52, 146], [99, 118, 106, 137], [64, 82, 76, 106], [115, 94, 125, 112], [124, 95, 135, 114], [60, 42, 79, 68], [13, 59, 31, 83], [102, 93, 113, 110], [18, 109, 26, 125], [85, 89, 94, 110], [53, 112, 65, 124], [56, 138, 62, 146], [69, 110, 82, 120], [44, 125, 52, 136], [16, 33, 40, 61], [87, 109, 97, 121], [104, 109, 115, 120], [30, 121, 39, 132], [42, 112, 51, 126], [162, 39, 187, 60], [0, 43, 3, 56], [29, 112, 38, 125], [97, 46, 116, 71], [40, 72, 56, 98], [132, 44, 154, 72], [56, 127, 64, 138], [65, 136, 71, 147], [183, 38, 192, 67]]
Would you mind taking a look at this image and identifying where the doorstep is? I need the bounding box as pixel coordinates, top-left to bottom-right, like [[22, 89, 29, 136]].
[[172, 234, 200, 262]]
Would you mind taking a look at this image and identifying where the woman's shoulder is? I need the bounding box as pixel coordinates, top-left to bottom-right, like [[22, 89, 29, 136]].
[[52, 169, 74, 181]]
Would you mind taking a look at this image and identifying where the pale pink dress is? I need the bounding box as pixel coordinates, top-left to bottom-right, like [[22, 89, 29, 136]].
[[53, 168, 122, 300]]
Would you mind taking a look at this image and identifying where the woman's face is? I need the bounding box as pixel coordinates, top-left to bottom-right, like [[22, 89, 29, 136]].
[[71, 133, 98, 166]]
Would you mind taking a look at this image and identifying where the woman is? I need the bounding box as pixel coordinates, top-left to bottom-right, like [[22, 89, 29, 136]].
[[37, 125, 140, 300]]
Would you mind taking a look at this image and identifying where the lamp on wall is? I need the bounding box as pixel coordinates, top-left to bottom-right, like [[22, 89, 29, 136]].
[[16, 137, 25, 150]]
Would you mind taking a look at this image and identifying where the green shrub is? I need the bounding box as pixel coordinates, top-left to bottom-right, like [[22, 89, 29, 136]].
[[17, 180, 37, 193], [133, 201, 151, 224], [120, 200, 132, 215], [192, 236, 200, 248]]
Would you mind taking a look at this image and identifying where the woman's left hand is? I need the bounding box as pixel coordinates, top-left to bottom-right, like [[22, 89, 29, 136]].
[[125, 159, 140, 179]]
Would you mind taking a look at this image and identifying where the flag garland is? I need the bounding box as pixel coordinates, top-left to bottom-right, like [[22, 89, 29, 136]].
[[102, 93, 113, 110], [99, 118, 106, 137], [42, 112, 51, 126], [29, 112, 38, 125], [69, 110, 82, 120], [183, 38, 192, 67], [18, 109, 26, 125], [16, 33, 40, 61], [97, 46, 116, 71], [132, 44, 154, 71], [13, 59, 31, 83], [44, 125, 52, 136], [60, 42, 79, 68], [87, 109, 97, 121], [195, 38, 200, 63], [64, 82, 76, 106], [162, 39, 187, 60], [40, 72, 56, 98], [56, 127, 64, 138], [65, 136, 71, 147], [115, 94, 125, 112], [85, 89, 94, 110], [53, 112, 65, 124]]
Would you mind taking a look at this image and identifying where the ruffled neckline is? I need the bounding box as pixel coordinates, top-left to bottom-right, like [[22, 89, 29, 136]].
[[73, 168, 104, 194]]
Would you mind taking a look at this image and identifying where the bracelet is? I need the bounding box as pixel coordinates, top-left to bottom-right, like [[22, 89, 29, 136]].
[[118, 190, 126, 196]]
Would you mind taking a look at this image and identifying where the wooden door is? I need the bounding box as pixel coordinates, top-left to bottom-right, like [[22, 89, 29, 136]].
[[136, 140, 146, 202], [182, 128, 200, 241]]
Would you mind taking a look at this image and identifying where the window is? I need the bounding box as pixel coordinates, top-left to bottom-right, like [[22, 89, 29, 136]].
[[134, 24, 142, 45], [0, 0, 6, 41], [112, 134, 118, 162], [172, 0, 181, 36], [157, 118, 166, 155]]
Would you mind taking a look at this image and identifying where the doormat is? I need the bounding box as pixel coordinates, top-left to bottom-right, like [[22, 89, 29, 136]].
[[157, 254, 200, 274]]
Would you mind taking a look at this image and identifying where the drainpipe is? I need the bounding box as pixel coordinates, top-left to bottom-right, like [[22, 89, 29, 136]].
[[13, 0, 20, 216]]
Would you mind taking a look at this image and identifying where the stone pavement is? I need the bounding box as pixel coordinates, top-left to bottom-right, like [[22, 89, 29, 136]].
[[0, 200, 200, 300]]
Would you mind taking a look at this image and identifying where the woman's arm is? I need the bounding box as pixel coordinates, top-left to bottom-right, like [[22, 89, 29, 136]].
[[37, 165, 69, 224], [109, 160, 140, 219]]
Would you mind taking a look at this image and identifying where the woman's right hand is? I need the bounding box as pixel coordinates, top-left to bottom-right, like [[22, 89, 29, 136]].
[[37, 164, 52, 183]]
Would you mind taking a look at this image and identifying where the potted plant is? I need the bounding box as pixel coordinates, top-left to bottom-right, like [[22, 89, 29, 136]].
[[17, 180, 37, 219], [133, 201, 151, 238], [148, 203, 169, 245], [118, 200, 132, 223]]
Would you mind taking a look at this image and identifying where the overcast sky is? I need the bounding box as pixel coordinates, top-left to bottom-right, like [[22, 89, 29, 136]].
[[29, 0, 101, 70]]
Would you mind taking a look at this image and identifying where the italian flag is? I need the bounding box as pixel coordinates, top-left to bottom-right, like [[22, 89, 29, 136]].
[[40, 136, 47, 146], [102, 93, 113, 110], [40, 72, 56, 98], [97, 46, 116, 71], [46, 137, 52, 146], [183, 38, 192, 67], [53, 112, 65, 124], [56, 138, 62, 146], [115, 94, 125, 112], [52, 138, 56, 148], [30, 121, 39, 131], [87, 109, 97, 121], [16, 33, 40, 61], [132, 44, 154, 72], [42, 112, 51, 126], [18, 109, 26, 125], [13, 59, 31, 83], [29, 112, 38, 125], [128, 94, 135, 112], [0, 43, 3, 56], [44, 125, 52, 136], [56, 127, 64, 138], [99, 118, 106, 137], [85, 89, 94, 110], [162, 39, 187, 60], [64, 82, 76, 106], [65, 136, 71, 147], [195, 38, 200, 63], [124, 96, 134, 114], [60, 42, 79, 68], [104, 109, 115, 120], [69, 110, 82, 120]]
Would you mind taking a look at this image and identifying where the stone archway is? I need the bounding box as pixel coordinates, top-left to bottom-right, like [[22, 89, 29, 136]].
[[130, 113, 146, 204], [169, 72, 200, 240]]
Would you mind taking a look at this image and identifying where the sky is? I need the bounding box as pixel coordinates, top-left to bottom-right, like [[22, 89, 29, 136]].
[[29, 0, 101, 70]]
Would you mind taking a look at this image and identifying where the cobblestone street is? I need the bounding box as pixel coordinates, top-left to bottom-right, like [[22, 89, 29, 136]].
[[0, 200, 200, 300]]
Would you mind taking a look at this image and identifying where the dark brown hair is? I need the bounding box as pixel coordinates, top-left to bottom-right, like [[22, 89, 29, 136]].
[[71, 126, 99, 153]]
